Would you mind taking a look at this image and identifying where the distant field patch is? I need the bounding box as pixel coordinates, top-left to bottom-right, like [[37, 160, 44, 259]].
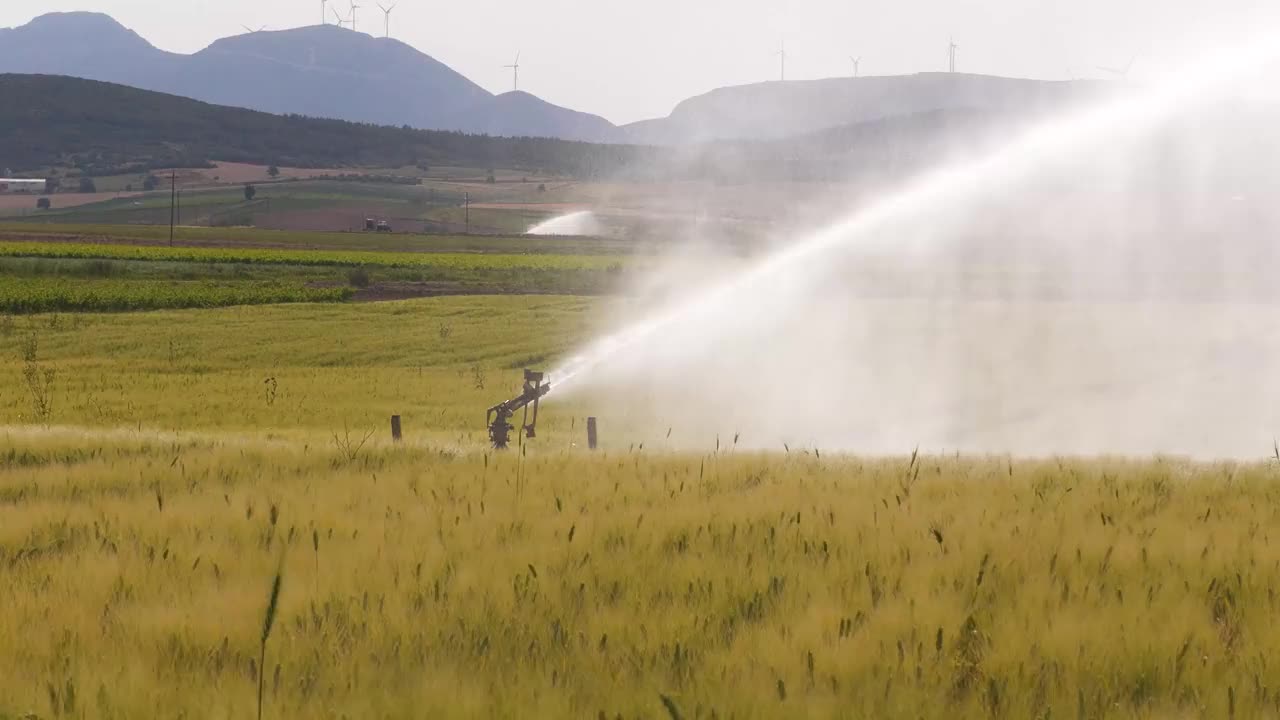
[[0, 240, 625, 272], [0, 235, 630, 310], [0, 276, 350, 312], [0, 222, 636, 255], [469, 202, 587, 212]]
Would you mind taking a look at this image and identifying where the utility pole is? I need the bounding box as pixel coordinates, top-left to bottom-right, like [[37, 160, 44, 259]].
[[169, 170, 176, 247]]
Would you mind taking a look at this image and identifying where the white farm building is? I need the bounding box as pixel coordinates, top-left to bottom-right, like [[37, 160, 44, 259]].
[[0, 179, 45, 193]]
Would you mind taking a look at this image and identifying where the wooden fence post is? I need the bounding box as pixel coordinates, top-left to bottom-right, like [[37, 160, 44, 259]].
[[586, 417, 598, 450], [391, 415, 402, 443]]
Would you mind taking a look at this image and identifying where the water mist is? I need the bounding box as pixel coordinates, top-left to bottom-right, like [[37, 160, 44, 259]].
[[549, 33, 1280, 458]]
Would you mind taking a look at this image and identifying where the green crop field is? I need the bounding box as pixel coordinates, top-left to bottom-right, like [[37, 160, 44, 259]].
[[0, 276, 352, 313], [0, 228, 631, 311], [0, 219, 1270, 720], [0, 298, 594, 433], [0, 240, 625, 272], [2, 298, 1279, 719]]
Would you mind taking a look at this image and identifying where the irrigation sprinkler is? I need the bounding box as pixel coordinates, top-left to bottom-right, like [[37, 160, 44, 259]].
[[486, 369, 550, 449]]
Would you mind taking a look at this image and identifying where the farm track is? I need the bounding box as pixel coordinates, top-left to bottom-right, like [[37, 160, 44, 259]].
[[341, 280, 608, 301], [1, 423, 301, 449], [0, 423, 471, 454], [0, 229, 426, 253]]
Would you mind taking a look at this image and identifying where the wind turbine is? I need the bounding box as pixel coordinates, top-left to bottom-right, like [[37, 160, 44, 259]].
[[349, 0, 360, 32], [321, 0, 328, 24], [948, 37, 959, 73], [241, 24, 267, 34], [330, 7, 347, 27], [1097, 56, 1137, 81], [504, 51, 522, 92], [776, 41, 787, 81], [849, 56, 861, 78], [376, 2, 396, 38]]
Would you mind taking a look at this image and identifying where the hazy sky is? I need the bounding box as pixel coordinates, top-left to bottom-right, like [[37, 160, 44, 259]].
[[2, 1, 1276, 124]]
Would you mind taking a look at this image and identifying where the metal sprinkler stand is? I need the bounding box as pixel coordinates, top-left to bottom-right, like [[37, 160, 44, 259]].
[[486, 370, 550, 450]]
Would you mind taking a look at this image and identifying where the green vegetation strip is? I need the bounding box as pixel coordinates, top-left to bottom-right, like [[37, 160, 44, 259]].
[[0, 277, 351, 313], [0, 240, 623, 271]]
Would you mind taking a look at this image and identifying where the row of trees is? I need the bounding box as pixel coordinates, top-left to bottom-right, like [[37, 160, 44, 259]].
[[32, 181, 259, 211], [41, 175, 160, 193], [41, 177, 98, 194]]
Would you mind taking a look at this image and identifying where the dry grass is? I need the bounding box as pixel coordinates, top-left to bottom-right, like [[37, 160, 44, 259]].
[[3, 434, 1280, 718], [3, 298, 1279, 718], [0, 297, 597, 438]]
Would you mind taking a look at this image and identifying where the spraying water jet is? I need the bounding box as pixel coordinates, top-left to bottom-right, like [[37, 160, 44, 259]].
[[547, 33, 1280, 457], [527, 211, 601, 236]]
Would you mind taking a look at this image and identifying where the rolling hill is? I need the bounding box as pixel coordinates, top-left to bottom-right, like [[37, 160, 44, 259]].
[[0, 74, 655, 177], [624, 73, 1111, 144], [0, 72, 1095, 188]]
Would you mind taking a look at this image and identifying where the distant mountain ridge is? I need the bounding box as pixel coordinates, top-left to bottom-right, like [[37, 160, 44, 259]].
[[0, 12, 1112, 146], [623, 73, 1111, 144], [0, 12, 621, 142]]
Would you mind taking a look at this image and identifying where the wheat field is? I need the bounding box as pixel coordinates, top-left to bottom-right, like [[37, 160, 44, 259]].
[[4, 300, 1280, 718]]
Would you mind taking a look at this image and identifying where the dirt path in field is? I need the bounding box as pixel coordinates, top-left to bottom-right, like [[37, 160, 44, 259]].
[[352, 282, 513, 301], [0, 228, 542, 251], [0, 229, 306, 250], [0, 191, 144, 211], [0, 229, 421, 252], [468, 202, 587, 212], [0, 423, 305, 448], [0, 230, 367, 252], [305, 280, 599, 302], [0, 423, 472, 453], [147, 162, 340, 185]]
